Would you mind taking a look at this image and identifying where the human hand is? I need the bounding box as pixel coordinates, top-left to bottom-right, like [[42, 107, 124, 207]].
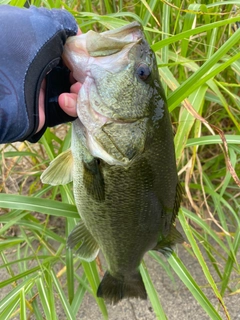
[[38, 80, 81, 132], [0, 5, 78, 144], [37, 28, 83, 135]]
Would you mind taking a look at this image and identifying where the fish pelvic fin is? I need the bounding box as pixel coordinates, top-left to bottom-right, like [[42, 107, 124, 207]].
[[97, 270, 147, 305], [154, 225, 184, 258], [67, 221, 99, 262], [41, 149, 73, 186]]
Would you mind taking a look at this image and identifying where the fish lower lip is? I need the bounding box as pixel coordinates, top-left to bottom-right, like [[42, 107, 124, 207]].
[[90, 104, 147, 125], [112, 117, 147, 123], [100, 115, 148, 125]]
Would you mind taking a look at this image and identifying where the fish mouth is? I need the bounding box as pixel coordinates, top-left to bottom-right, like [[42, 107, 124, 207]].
[[63, 22, 147, 127], [63, 22, 149, 166], [63, 22, 143, 84]]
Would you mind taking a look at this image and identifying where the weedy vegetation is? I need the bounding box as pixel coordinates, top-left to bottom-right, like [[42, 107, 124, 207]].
[[0, 0, 240, 319]]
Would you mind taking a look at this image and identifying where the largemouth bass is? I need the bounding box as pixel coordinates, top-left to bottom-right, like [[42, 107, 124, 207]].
[[41, 22, 183, 304]]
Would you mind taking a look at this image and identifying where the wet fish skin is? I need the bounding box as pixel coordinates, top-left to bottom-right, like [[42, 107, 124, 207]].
[[41, 22, 183, 304]]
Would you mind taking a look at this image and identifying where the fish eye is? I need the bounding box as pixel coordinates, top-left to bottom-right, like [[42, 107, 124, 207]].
[[136, 63, 151, 81]]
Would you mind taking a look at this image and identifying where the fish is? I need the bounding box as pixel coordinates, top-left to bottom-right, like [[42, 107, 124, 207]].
[[41, 22, 184, 304]]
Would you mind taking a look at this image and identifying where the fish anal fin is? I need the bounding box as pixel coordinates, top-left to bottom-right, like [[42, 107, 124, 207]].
[[153, 225, 184, 257], [41, 149, 73, 186], [97, 270, 147, 304], [67, 221, 99, 262], [83, 158, 105, 201]]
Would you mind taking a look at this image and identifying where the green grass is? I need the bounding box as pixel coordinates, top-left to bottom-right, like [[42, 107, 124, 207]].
[[0, 0, 240, 319]]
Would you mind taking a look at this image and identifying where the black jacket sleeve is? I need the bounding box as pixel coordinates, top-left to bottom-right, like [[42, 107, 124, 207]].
[[0, 5, 78, 143]]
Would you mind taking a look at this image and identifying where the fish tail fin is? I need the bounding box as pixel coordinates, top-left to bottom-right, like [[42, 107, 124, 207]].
[[97, 270, 147, 304]]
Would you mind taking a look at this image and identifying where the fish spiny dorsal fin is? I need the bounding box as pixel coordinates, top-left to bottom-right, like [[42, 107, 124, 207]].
[[97, 270, 147, 304], [67, 221, 99, 262], [41, 149, 73, 186], [83, 158, 105, 201]]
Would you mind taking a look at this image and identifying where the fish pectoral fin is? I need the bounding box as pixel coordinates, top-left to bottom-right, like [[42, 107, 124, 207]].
[[67, 221, 99, 262], [83, 158, 105, 201], [153, 225, 184, 257], [41, 149, 73, 186]]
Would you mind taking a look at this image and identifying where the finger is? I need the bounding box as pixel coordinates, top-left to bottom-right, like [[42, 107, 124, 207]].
[[37, 79, 46, 132], [70, 82, 82, 94], [58, 92, 78, 117]]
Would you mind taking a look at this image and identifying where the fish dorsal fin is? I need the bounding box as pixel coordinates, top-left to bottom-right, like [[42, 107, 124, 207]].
[[41, 149, 73, 186], [67, 221, 99, 262], [83, 158, 105, 201], [153, 225, 184, 257]]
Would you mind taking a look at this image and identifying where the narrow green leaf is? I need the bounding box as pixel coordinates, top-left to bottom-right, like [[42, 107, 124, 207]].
[[46, 268, 58, 320], [181, 207, 230, 255], [142, 0, 158, 26], [186, 135, 240, 147], [168, 29, 240, 109], [148, 251, 175, 283], [0, 267, 41, 289], [221, 225, 240, 296], [0, 238, 24, 251], [140, 261, 167, 320], [151, 16, 240, 51], [0, 296, 20, 320], [0, 194, 78, 219], [71, 274, 88, 316], [31, 293, 44, 320], [178, 210, 230, 318], [0, 276, 35, 313], [20, 288, 27, 320], [168, 253, 222, 320], [174, 85, 208, 162], [207, 1, 240, 8], [36, 277, 51, 319], [82, 261, 108, 319], [51, 270, 76, 320]]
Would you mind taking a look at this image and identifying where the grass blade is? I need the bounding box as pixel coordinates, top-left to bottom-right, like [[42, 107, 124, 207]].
[[0, 296, 20, 320], [178, 209, 230, 318], [167, 28, 240, 110], [0, 194, 78, 219], [0, 276, 35, 313], [81, 261, 108, 319], [140, 261, 167, 320], [168, 252, 222, 320], [20, 288, 27, 320], [71, 274, 88, 316], [51, 270, 76, 320]]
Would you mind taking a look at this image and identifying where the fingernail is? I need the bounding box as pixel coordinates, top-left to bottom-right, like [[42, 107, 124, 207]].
[[64, 96, 76, 109]]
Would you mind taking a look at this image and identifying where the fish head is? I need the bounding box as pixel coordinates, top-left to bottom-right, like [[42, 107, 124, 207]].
[[63, 22, 165, 166]]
